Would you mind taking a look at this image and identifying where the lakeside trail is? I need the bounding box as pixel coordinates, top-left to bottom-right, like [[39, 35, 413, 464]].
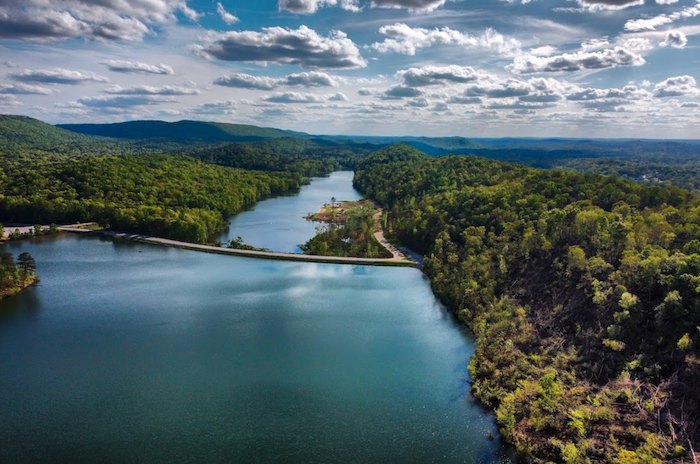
[[372, 210, 407, 261], [58, 223, 417, 268]]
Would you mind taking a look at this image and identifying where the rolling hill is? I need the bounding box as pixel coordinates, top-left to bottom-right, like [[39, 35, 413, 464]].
[[58, 119, 296, 143]]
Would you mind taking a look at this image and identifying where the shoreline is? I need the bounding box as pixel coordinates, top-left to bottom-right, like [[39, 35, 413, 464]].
[[0, 276, 38, 302]]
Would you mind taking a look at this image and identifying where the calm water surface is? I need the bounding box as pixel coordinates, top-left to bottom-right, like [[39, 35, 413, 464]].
[[219, 171, 361, 253], [0, 173, 510, 463]]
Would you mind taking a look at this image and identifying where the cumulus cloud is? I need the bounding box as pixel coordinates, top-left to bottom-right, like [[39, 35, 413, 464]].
[[214, 71, 339, 90], [0, 0, 198, 42], [653, 75, 699, 97], [528, 46, 558, 56], [398, 65, 483, 86], [0, 82, 54, 95], [660, 30, 688, 48], [285, 71, 340, 87], [278, 0, 445, 12], [619, 37, 653, 52], [466, 79, 535, 98], [371, 23, 521, 56], [577, 0, 643, 11], [195, 26, 366, 69], [264, 92, 326, 103], [370, 0, 447, 11], [566, 85, 651, 101], [278, 0, 361, 13], [101, 60, 174, 75], [328, 92, 349, 101], [508, 47, 645, 73], [625, 1, 700, 31], [103, 84, 200, 95], [10, 68, 109, 84], [382, 85, 423, 99], [214, 73, 280, 90], [216, 2, 239, 24]]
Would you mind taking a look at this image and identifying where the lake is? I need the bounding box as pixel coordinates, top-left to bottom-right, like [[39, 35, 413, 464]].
[[219, 171, 362, 253], [0, 173, 510, 463]]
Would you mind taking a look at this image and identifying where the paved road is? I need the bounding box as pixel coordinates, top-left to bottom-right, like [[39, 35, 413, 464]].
[[60, 228, 417, 268]]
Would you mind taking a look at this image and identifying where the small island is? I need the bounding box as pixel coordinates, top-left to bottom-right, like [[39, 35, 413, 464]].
[[301, 198, 394, 259], [0, 251, 38, 301]]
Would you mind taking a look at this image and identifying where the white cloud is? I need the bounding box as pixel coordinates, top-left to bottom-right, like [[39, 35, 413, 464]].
[[216, 3, 239, 24], [654, 75, 699, 97], [577, 0, 644, 11], [285, 71, 340, 87], [0, 82, 54, 95], [264, 92, 326, 103], [104, 84, 200, 95], [195, 26, 366, 69], [328, 92, 349, 101], [370, 0, 447, 12], [370, 23, 521, 56], [101, 60, 174, 75], [619, 37, 653, 52], [214, 71, 339, 90], [9, 68, 109, 84], [0, 0, 198, 42], [508, 47, 645, 73], [214, 73, 280, 90], [566, 85, 651, 101], [278, 0, 361, 13], [398, 65, 484, 86], [528, 46, 558, 56], [660, 30, 688, 48], [625, 1, 700, 31]]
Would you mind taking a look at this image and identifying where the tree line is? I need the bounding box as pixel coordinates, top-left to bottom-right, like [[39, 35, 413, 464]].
[[0, 154, 305, 244]]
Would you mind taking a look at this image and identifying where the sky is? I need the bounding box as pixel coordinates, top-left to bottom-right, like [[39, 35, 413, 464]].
[[0, 0, 698, 138]]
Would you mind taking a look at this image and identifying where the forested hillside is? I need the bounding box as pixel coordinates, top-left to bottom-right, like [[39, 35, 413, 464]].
[[188, 138, 373, 176], [0, 154, 303, 243], [59, 119, 292, 142], [0, 116, 345, 243], [355, 145, 700, 463]]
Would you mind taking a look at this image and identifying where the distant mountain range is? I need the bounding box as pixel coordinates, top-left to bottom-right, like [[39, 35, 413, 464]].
[[2, 114, 700, 170]]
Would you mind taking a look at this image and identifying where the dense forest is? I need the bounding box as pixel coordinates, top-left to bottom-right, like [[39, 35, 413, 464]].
[[355, 145, 700, 463], [0, 154, 304, 243], [187, 138, 370, 176], [555, 158, 700, 193], [0, 116, 354, 243], [0, 247, 37, 300]]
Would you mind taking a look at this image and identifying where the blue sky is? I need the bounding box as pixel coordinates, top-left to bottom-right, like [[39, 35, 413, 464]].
[[0, 0, 698, 137]]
